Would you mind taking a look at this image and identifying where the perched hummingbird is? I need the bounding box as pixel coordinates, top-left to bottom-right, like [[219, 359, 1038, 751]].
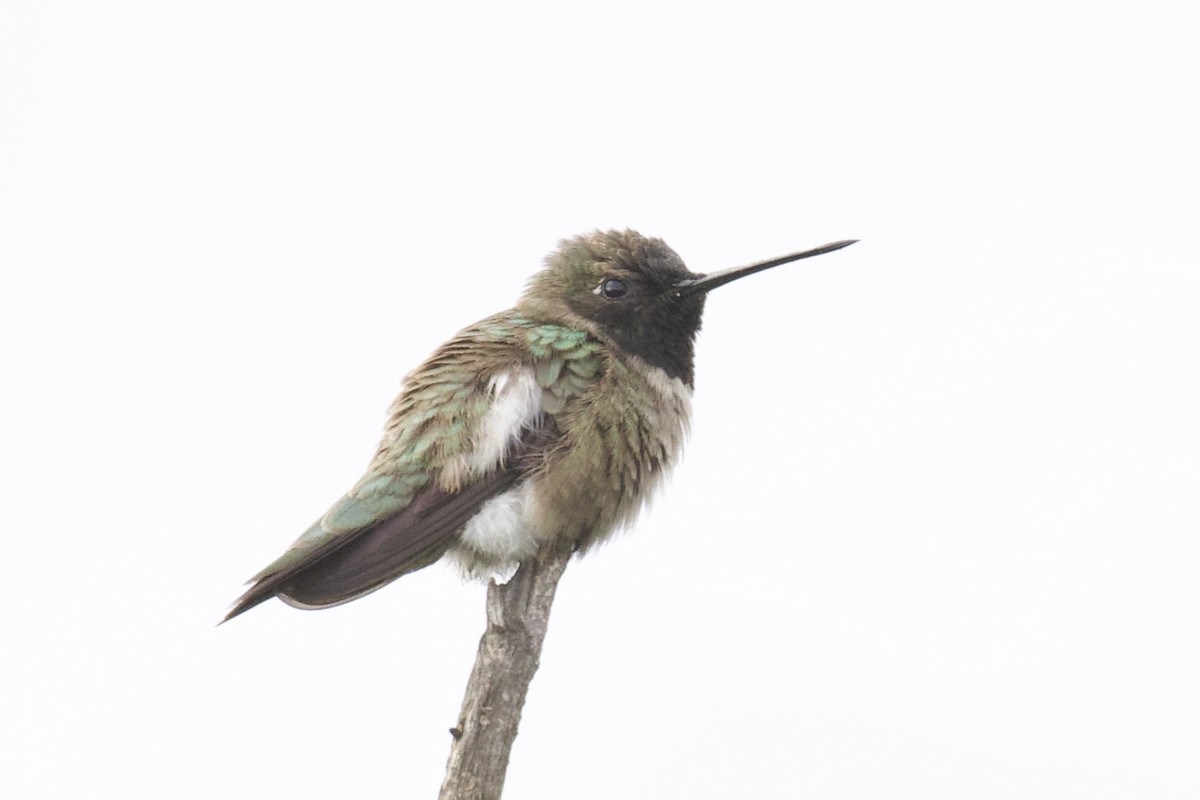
[[224, 231, 855, 621]]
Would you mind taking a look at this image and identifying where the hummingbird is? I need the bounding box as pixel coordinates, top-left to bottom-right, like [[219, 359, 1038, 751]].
[[224, 231, 855, 622]]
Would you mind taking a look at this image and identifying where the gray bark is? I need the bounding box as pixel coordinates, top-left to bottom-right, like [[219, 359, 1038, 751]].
[[438, 546, 572, 800]]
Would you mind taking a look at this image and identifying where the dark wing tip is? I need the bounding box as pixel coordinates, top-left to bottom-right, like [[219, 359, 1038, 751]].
[[219, 581, 279, 625]]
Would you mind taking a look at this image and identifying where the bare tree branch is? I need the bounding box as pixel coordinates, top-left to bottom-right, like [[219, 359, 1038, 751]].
[[438, 545, 573, 800]]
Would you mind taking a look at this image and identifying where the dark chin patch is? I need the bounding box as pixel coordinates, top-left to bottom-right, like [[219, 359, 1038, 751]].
[[600, 296, 703, 386], [609, 328, 696, 385]]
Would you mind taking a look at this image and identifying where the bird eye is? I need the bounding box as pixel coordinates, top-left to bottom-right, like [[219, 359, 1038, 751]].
[[596, 278, 627, 299]]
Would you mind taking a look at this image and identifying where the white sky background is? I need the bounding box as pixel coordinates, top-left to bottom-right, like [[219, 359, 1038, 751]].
[[2, 2, 1198, 797]]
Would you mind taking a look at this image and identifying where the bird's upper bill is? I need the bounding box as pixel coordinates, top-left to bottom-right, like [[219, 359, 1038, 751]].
[[672, 238, 859, 297]]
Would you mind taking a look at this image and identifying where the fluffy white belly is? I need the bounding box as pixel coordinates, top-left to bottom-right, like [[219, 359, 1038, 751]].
[[452, 480, 541, 575]]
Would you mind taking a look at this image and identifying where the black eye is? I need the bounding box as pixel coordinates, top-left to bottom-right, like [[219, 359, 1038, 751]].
[[598, 278, 627, 299]]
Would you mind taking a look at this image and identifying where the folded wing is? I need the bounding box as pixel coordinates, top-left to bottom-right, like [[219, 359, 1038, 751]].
[[222, 418, 554, 621], [223, 329, 555, 622]]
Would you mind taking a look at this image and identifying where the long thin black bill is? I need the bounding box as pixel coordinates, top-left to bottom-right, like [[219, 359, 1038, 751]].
[[673, 239, 858, 297]]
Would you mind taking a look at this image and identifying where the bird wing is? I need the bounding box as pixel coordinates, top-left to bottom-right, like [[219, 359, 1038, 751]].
[[222, 418, 555, 622], [223, 317, 559, 622]]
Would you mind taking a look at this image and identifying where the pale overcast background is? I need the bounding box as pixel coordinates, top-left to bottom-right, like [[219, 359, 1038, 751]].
[[3, 2, 1197, 798]]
